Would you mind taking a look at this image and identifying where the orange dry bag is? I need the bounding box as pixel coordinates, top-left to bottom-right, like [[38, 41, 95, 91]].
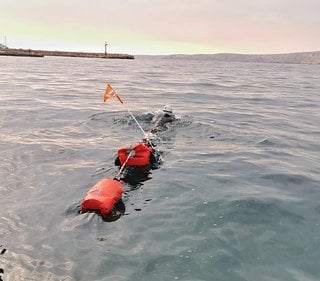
[[81, 177, 123, 217], [117, 143, 153, 166]]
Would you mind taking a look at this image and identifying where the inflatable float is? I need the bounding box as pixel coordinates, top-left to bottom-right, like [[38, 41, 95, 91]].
[[81, 177, 123, 219], [115, 142, 158, 167]]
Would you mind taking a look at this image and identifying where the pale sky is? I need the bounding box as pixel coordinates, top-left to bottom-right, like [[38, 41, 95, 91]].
[[1, 0, 320, 55]]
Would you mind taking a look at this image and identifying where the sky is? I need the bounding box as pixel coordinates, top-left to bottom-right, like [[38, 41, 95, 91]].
[[1, 0, 320, 55]]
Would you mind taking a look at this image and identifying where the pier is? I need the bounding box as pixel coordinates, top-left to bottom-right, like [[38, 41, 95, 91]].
[[0, 48, 134, 59]]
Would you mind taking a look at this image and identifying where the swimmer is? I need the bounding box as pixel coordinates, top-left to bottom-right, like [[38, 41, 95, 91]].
[[151, 105, 177, 131]]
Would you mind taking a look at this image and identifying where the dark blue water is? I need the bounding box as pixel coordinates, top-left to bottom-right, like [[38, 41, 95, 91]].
[[1, 55, 320, 280]]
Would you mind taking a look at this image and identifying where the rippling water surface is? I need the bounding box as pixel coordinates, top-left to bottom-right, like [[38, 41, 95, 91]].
[[1, 55, 320, 281]]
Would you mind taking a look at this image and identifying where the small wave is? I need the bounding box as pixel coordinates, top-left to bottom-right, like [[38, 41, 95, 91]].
[[228, 198, 305, 225], [257, 138, 276, 146], [2, 247, 76, 281], [64, 201, 82, 216], [89, 111, 125, 123], [260, 173, 316, 185]]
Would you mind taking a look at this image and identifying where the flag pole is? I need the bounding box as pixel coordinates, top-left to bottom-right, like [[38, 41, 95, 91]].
[[104, 84, 155, 149], [122, 104, 147, 138], [121, 103, 156, 150]]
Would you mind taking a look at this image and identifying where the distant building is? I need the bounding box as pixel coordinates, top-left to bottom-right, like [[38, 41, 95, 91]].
[[0, 43, 8, 49]]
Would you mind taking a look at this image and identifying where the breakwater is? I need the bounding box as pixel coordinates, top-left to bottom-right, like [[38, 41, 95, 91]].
[[0, 48, 134, 59]]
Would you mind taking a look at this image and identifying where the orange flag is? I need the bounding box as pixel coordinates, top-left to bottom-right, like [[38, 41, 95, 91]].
[[103, 84, 123, 103]]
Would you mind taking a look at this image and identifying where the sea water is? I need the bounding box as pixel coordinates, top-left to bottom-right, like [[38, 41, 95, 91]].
[[0, 55, 320, 281]]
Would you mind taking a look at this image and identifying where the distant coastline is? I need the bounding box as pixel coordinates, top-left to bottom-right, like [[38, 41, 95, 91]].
[[167, 51, 320, 65], [0, 48, 134, 59], [1, 48, 320, 64]]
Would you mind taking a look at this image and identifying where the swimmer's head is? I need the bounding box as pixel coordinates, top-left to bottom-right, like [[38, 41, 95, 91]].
[[163, 105, 173, 114]]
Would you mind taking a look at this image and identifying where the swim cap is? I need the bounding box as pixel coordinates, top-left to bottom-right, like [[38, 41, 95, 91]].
[[163, 105, 173, 113]]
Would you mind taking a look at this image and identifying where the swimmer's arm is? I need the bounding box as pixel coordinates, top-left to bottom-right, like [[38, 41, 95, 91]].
[[151, 111, 163, 125]]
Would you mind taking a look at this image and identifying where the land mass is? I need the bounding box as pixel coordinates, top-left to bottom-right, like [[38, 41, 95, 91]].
[[168, 51, 320, 64], [1, 47, 320, 64], [0, 47, 134, 59]]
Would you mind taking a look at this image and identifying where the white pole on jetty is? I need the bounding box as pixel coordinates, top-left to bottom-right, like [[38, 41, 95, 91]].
[[104, 42, 108, 56]]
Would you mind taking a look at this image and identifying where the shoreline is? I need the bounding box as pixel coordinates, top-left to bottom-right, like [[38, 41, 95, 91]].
[[0, 48, 134, 59], [167, 51, 320, 64]]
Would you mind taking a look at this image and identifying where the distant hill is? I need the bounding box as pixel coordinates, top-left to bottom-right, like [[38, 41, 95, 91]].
[[168, 51, 320, 64]]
